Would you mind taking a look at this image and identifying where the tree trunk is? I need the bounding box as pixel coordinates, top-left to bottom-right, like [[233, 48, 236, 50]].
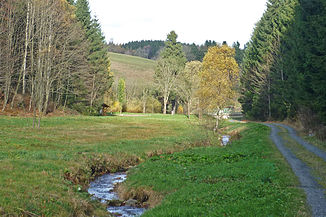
[[187, 99, 191, 119], [163, 95, 168, 114], [171, 102, 176, 115], [143, 100, 146, 114], [215, 117, 219, 132], [22, 0, 31, 95], [268, 77, 271, 120]]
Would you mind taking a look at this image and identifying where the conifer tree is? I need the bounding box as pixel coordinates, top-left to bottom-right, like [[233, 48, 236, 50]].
[[240, 0, 296, 121], [75, 0, 111, 108]]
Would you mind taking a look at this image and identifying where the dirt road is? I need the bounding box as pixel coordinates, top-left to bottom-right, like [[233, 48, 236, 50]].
[[264, 123, 326, 217]]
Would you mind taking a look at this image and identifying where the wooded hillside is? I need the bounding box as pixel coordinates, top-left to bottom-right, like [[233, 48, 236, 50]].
[[0, 0, 111, 123], [240, 0, 326, 139], [108, 40, 244, 63]]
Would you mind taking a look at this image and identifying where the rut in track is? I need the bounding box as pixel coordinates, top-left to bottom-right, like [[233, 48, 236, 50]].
[[264, 123, 326, 217]]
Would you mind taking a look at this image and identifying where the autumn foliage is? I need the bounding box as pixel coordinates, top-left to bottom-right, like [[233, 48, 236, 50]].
[[198, 45, 239, 114]]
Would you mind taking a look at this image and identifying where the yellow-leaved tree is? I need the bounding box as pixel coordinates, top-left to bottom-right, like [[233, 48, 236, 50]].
[[198, 44, 239, 129]]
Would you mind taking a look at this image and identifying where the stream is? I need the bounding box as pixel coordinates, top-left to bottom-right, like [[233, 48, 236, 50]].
[[88, 136, 230, 216], [88, 173, 145, 217], [222, 135, 230, 146]]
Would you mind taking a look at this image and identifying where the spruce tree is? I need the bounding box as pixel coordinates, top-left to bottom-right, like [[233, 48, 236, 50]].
[[75, 0, 111, 108]]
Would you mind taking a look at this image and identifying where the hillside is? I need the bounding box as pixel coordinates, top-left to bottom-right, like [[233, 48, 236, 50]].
[[109, 52, 156, 87]]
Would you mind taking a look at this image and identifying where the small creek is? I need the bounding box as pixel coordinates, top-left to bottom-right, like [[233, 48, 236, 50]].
[[221, 135, 230, 146], [88, 173, 145, 217], [88, 136, 230, 215]]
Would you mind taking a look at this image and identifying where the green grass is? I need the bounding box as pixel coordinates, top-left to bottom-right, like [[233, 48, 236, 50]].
[[123, 123, 309, 217], [302, 134, 326, 152], [109, 52, 156, 87], [0, 114, 214, 216], [278, 126, 326, 189]]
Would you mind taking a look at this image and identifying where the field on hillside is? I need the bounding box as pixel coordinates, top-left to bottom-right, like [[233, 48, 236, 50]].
[[109, 52, 156, 87], [0, 114, 214, 216]]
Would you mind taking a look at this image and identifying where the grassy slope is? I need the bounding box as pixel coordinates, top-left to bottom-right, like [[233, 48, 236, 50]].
[[0, 114, 213, 216], [124, 122, 309, 216], [109, 52, 156, 87]]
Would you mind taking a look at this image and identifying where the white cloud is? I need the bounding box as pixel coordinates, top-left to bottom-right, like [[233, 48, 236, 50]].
[[88, 0, 267, 46]]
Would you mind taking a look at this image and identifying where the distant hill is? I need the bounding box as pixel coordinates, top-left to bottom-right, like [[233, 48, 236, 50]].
[[109, 52, 156, 87], [108, 40, 223, 62]]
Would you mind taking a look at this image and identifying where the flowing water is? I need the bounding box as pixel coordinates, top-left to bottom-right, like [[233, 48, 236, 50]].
[[88, 173, 145, 217], [222, 135, 231, 146]]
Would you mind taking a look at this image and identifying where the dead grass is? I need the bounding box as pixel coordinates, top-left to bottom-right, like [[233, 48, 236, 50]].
[[64, 153, 141, 187], [117, 184, 163, 209]]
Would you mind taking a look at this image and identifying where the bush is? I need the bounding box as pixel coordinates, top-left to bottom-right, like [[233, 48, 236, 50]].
[[298, 107, 326, 141], [71, 103, 99, 116], [126, 99, 142, 113], [145, 98, 162, 113], [177, 105, 184, 114], [110, 101, 120, 113]]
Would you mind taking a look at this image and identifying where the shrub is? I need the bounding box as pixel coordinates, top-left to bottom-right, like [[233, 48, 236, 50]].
[[126, 99, 142, 113], [298, 107, 326, 141], [177, 105, 184, 114]]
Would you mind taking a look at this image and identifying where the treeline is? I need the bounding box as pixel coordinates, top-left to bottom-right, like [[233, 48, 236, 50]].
[[108, 40, 243, 62], [240, 0, 326, 138], [0, 0, 111, 125]]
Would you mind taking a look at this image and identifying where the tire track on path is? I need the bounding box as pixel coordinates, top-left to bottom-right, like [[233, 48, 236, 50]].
[[264, 123, 326, 217], [274, 123, 326, 162]]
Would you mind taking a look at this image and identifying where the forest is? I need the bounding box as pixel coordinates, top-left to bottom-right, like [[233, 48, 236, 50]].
[[0, 0, 111, 125], [108, 39, 244, 63], [0, 0, 242, 129], [1, 0, 325, 135], [240, 0, 326, 139]]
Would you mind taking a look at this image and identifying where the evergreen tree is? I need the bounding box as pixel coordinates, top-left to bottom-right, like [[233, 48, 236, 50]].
[[67, 0, 74, 5], [240, 0, 326, 135], [75, 0, 112, 108], [232, 41, 245, 66], [240, 0, 297, 121], [118, 78, 126, 113]]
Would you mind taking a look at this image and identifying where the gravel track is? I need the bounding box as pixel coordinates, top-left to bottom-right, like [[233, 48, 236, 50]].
[[264, 123, 326, 217], [274, 123, 326, 162]]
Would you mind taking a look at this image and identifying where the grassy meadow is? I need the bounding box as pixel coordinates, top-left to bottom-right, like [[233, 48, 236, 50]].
[[121, 122, 309, 216], [0, 114, 215, 216], [0, 115, 309, 216], [109, 52, 156, 87]]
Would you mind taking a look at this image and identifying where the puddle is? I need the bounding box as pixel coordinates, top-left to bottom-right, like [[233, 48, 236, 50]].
[[88, 173, 145, 217], [221, 135, 231, 146]]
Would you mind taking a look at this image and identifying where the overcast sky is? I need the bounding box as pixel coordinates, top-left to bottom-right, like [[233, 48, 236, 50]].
[[88, 0, 268, 47]]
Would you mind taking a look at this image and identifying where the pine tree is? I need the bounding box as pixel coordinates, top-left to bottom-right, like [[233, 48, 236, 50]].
[[239, 0, 297, 121], [75, 0, 111, 108]]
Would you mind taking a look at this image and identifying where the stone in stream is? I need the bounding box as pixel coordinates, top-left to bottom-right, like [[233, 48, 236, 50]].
[[125, 199, 138, 207]]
